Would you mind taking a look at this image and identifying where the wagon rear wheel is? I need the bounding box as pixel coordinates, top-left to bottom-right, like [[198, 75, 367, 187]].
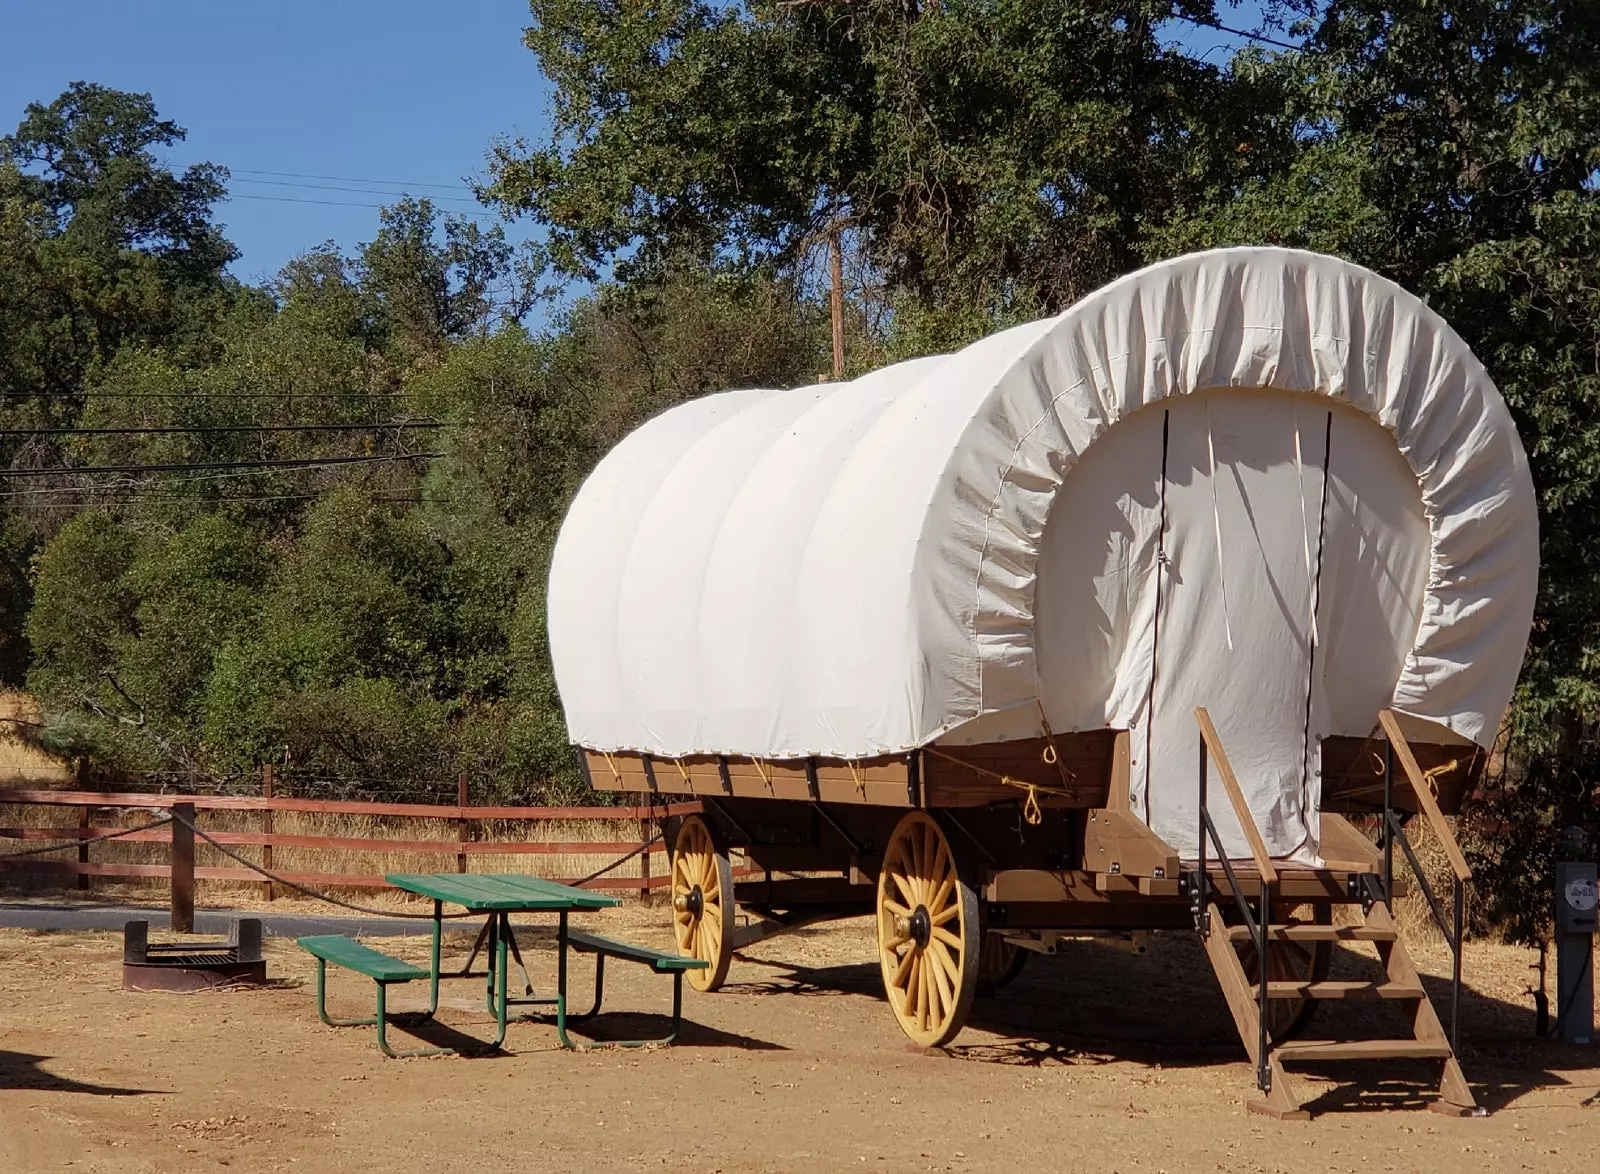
[[1234, 900, 1332, 1043], [975, 932, 1029, 997], [671, 814, 735, 992], [877, 811, 980, 1047]]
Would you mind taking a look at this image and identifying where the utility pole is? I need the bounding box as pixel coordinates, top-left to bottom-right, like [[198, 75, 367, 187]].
[[829, 230, 845, 380]]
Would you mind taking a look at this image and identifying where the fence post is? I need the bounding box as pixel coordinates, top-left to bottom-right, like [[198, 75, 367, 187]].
[[76, 806, 90, 891], [261, 764, 275, 902], [170, 802, 195, 934], [457, 773, 469, 874]]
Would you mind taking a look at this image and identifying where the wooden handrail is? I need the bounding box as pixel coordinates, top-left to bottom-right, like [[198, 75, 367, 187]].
[[1194, 708, 1278, 885], [1378, 710, 1472, 882]]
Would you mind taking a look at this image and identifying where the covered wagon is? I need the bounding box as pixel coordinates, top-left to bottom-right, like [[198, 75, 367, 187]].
[[548, 247, 1537, 1116]]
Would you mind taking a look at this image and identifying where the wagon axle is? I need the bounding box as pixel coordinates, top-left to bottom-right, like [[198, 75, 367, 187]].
[[906, 906, 932, 949], [673, 885, 705, 919]]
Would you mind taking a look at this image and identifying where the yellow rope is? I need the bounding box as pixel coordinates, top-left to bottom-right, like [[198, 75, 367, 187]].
[[600, 751, 623, 783], [1421, 758, 1461, 796], [673, 757, 693, 784], [847, 759, 867, 799], [1034, 703, 1078, 797], [920, 747, 1075, 820], [753, 757, 774, 792]]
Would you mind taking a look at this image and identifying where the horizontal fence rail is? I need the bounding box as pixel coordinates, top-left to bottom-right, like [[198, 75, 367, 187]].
[[0, 782, 712, 908]]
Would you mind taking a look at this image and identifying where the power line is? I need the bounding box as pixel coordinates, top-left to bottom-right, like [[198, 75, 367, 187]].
[[230, 168, 473, 192], [0, 459, 436, 498], [21, 494, 440, 508], [1, 422, 447, 437], [232, 177, 479, 205], [0, 393, 419, 403], [226, 193, 420, 211], [1172, 15, 1304, 52], [0, 452, 441, 477]]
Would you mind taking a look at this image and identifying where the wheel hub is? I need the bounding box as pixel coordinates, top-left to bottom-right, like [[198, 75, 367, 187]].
[[685, 884, 704, 919], [909, 905, 932, 948]]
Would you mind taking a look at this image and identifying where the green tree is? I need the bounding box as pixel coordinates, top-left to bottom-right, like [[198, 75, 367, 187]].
[[0, 82, 235, 406], [486, 1, 1281, 316]]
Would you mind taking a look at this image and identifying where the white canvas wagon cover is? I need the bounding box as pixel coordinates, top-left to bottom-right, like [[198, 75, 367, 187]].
[[549, 247, 1537, 856]]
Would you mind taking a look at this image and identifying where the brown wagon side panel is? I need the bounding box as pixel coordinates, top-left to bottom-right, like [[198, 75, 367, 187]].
[[1320, 735, 1484, 815], [580, 749, 914, 806]]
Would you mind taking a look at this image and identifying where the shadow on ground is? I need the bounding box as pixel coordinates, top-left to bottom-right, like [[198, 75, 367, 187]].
[[0, 1050, 157, 1096], [727, 928, 1598, 1115]]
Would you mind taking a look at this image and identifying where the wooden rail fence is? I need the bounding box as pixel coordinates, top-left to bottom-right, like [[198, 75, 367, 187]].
[[0, 779, 709, 914]]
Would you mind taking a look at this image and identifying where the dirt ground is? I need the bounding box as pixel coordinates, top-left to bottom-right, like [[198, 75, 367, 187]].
[[4, 901, 1600, 1174]]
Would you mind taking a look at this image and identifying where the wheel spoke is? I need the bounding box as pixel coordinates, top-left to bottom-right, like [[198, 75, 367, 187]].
[[927, 943, 953, 1017], [931, 925, 963, 953], [892, 944, 917, 989], [926, 874, 954, 918], [883, 897, 912, 918], [931, 938, 961, 989], [915, 954, 929, 1032], [882, 931, 910, 950], [889, 871, 917, 907], [930, 901, 961, 927], [924, 953, 946, 1024]]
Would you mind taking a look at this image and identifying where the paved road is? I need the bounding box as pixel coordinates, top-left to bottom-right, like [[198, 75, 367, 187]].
[[0, 901, 432, 937]]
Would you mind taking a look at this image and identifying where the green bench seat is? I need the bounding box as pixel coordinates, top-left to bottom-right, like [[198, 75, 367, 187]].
[[560, 930, 707, 1049], [297, 935, 427, 982], [566, 930, 709, 972], [296, 934, 449, 1058]]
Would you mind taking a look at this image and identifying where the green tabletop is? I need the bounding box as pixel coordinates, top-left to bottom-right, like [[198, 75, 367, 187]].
[[386, 872, 622, 911]]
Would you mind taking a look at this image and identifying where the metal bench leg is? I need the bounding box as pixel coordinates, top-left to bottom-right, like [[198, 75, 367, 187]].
[[315, 958, 377, 1028], [488, 913, 510, 1049], [557, 959, 690, 1051], [375, 980, 454, 1059], [566, 954, 607, 1024]]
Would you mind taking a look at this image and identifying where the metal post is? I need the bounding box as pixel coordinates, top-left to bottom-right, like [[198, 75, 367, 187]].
[[1382, 740, 1395, 906], [1451, 877, 1464, 1051], [640, 801, 653, 907], [1196, 733, 1208, 919], [1555, 844, 1596, 1045], [1258, 878, 1272, 1091], [261, 764, 275, 902], [170, 802, 195, 934], [456, 773, 469, 874]]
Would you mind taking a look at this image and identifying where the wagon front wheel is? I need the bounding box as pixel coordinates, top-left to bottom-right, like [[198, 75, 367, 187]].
[[671, 814, 735, 991], [877, 811, 980, 1047]]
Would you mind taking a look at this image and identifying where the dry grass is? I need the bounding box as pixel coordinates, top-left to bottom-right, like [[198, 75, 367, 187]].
[[0, 691, 72, 785]]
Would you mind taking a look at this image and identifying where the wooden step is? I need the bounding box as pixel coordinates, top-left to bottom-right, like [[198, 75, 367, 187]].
[[1226, 923, 1396, 943], [1253, 980, 1424, 1000], [1276, 1039, 1453, 1062]]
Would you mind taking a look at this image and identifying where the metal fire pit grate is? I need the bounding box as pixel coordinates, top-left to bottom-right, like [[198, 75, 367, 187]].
[[123, 918, 268, 991]]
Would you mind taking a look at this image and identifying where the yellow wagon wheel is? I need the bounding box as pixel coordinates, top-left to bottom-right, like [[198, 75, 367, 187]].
[[975, 931, 1029, 997], [671, 814, 735, 991], [877, 810, 980, 1047]]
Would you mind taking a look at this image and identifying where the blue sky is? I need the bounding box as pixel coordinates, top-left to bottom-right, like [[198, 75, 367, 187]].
[[1, 0, 551, 286], [1, 2, 1271, 289]]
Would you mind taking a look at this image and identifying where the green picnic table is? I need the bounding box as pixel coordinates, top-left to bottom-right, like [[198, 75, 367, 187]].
[[297, 873, 706, 1056]]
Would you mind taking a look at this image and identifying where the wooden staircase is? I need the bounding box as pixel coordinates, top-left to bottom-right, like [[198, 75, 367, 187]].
[[1191, 708, 1481, 1119]]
